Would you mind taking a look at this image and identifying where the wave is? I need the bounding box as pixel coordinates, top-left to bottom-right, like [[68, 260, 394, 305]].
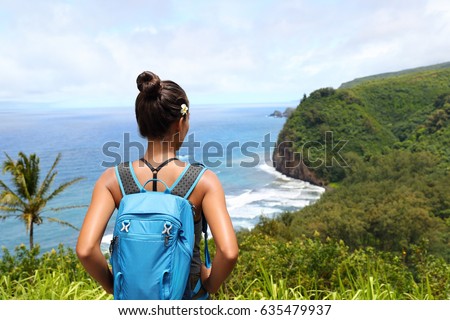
[[225, 164, 325, 227], [258, 163, 326, 191]]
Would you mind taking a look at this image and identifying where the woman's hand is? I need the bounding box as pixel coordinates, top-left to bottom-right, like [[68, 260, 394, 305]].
[[201, 263, 212, 289]]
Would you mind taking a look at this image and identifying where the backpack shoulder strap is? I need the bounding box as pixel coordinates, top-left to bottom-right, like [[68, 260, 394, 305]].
[[115, 162, 141, 196], [172, 163, 212, 287], [171, 163, 207, 199], [171, 163, 212, 279], [140, 157, 178, 191]]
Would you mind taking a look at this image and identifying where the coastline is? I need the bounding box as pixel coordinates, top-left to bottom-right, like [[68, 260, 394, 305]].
[[2, 103, 315, 254]]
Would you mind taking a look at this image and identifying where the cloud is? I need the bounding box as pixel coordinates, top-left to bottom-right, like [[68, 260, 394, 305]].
[[0, 0, 449, 107]]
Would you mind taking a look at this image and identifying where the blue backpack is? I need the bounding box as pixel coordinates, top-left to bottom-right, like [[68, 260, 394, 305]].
[[109, 158, 210, 300]]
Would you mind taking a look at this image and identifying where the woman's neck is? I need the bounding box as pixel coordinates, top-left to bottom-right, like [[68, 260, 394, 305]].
[[144, 139, 178, 163]]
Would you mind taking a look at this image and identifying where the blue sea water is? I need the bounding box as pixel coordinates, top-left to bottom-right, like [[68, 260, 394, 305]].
[[0, 103, 324, 254]]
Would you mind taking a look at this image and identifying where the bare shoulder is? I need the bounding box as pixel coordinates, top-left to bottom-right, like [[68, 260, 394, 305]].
[[97, 166, 118, 186], [198, 168, 222, 188], [95, 167, 122, 206]]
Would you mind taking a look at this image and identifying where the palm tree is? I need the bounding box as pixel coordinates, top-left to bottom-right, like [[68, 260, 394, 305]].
[[0, 152, 85, 249]]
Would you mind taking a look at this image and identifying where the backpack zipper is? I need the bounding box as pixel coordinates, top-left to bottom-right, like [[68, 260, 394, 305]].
[[109, 235, 118, 255], [189, 201, 196, 217]]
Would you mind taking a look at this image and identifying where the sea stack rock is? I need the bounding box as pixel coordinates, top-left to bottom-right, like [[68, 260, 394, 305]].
[[272, 142, 325, 186]]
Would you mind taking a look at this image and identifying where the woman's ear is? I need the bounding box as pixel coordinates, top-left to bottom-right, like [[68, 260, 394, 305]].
[[178, 117, 184, 132], [178, 115, 189, 132], [168, 118, 181, 134]]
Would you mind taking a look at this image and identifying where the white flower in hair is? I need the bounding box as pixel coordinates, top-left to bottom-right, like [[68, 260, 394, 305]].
[[180, 103, 188, 116]]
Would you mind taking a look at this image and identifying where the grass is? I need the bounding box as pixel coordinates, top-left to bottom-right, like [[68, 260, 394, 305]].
[[1, 239, 448, 300], [0, 244, 112, 300], [0, 271, 111, 300], [215, 264, 436, 300], [214, 234, 449, 300]]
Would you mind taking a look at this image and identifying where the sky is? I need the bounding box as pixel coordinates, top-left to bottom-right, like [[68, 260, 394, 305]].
[[0, 0, 450, 108]]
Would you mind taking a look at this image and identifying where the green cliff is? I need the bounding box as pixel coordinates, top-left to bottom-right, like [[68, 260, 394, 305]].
[[272, 63, 450, 259], [274, 63, 450, 185]]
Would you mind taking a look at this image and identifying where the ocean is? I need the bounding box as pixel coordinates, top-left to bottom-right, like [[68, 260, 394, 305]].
[[0, 103, 325, 254]]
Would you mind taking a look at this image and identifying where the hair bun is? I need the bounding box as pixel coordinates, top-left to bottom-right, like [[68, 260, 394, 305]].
[[136, 71, 161, 98]]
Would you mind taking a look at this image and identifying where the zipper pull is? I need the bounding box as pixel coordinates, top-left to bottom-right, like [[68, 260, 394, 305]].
[[162, 222, 172, 246], [120, 220, 131, 233], [109, 236, 118, 255], [189, 201, 196, 217]]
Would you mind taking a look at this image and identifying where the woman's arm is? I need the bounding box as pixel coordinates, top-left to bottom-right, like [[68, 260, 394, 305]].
[[199, 170, 239, 294], [76, 168, 117, 294]]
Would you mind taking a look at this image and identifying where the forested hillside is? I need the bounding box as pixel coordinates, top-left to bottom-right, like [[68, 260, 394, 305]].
[[271, 64, 450, 260]]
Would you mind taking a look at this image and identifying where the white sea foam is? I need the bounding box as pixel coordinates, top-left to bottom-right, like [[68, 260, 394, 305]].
[[177, 154, 189, 161], [258, 163, 293, 181], [101, 233, 113, 244], [225, 164, 325, 229]]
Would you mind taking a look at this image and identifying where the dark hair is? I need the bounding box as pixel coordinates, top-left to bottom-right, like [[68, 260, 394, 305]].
[[135, 71, 189, 139]]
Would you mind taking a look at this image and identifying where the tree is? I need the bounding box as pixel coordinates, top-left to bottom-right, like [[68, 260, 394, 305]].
[[0, 152, 84, 249], [426, 109, 448, 133]]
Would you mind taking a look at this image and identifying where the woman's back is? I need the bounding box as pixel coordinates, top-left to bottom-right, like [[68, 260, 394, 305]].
[[76, 71, 238, 299], [106, 159, 207, 219]]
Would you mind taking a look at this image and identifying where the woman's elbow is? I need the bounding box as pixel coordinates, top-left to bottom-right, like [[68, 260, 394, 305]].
[[222, 246, 239, 265], [76, 241, 94, 261]]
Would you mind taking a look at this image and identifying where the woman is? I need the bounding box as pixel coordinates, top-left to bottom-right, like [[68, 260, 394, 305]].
[[76, 71, 238, 299]]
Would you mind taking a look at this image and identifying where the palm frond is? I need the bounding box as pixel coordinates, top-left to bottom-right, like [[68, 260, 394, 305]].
[[2, 152, 40, 199], [1, 215, 20, 220], [2, 152, 16, 174], [15, 173, 32, 200], [37, 153, 61, 197], [0, 204, 23, 212], [37, 171, 57, 198], [0, 212, 23, 219], [1, 191, 21, 206], [46, 204, 88, 212], [45, 177, 85, 202], [2, 153, 23, 196], [0, 179, 26, 207], [45, 217, 80, 230], [17, 152, 40, 197]]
